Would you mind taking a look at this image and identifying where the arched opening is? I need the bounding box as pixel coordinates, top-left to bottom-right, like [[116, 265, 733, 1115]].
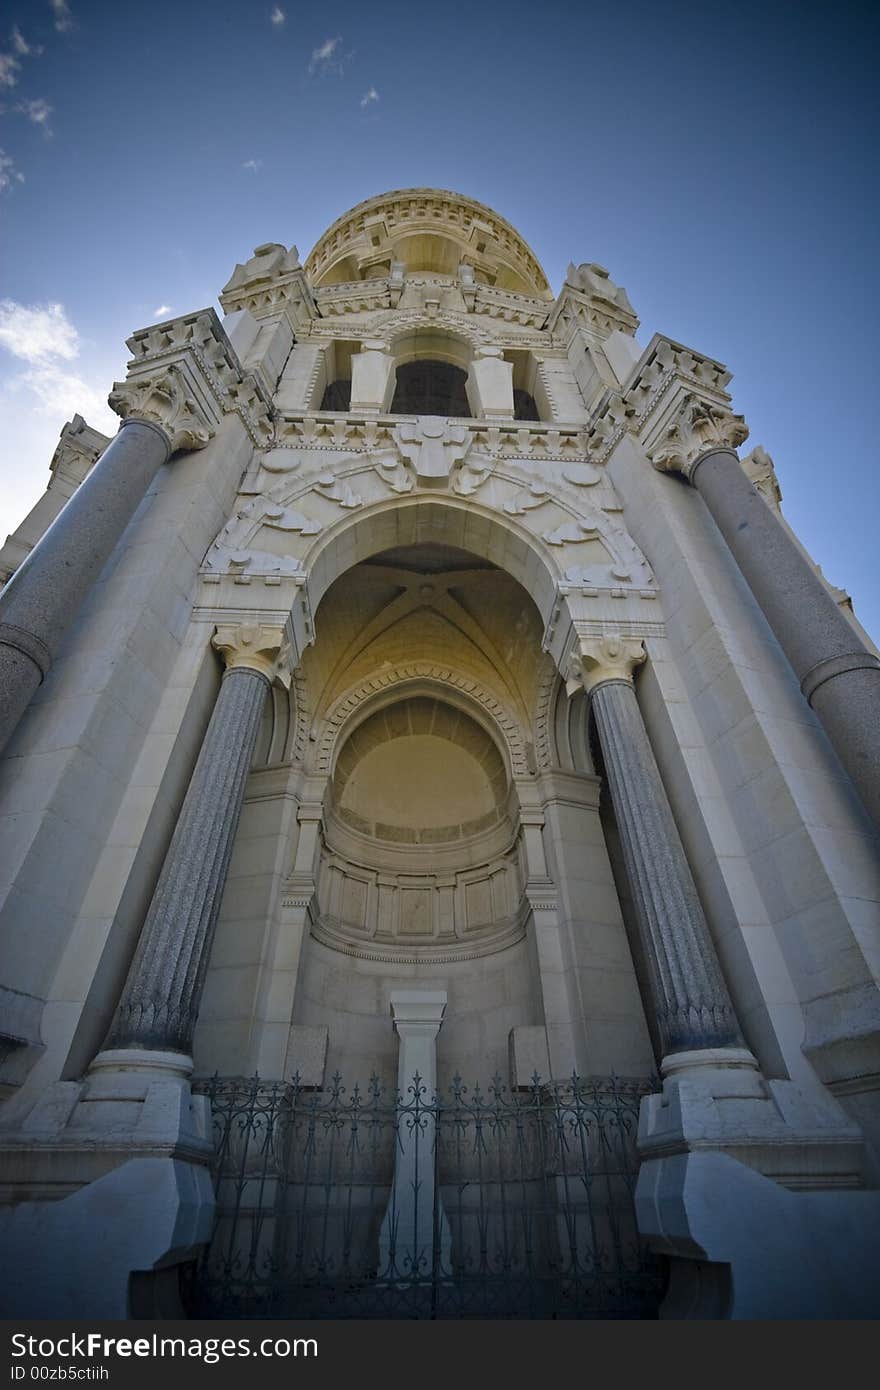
[[389, 359, 471, 417]]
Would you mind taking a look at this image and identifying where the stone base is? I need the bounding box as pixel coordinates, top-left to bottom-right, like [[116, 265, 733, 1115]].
[[636, 1151, 880, 1318], [0, 1049, 216, 1316], [0, 1157, 214, 1318], [638, 1048, 866, 1189], [0, 1049, 213, 1200]]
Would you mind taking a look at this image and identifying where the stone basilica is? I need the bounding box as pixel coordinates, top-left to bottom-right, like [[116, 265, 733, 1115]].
[[0, 189, 878, 1319]]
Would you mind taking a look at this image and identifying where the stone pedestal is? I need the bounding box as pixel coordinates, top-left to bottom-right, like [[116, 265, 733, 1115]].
[[378, 990, 451, 1281]]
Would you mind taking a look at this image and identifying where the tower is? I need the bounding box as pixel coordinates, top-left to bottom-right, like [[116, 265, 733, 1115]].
[[0, 189, 878, 1318]]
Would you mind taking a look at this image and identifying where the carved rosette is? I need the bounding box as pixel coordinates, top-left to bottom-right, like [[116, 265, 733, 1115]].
[[651, 394, 749, 481], [566, 633, 646, 697], [212, 622, 292, 688], [108, 364, 215, 454]]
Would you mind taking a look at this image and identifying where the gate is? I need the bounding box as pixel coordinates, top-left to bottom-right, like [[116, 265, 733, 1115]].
[[192, 1071, 664, 1319]]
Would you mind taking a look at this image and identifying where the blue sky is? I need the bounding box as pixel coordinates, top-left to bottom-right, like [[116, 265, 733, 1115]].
[[1, 0, 878, 637]]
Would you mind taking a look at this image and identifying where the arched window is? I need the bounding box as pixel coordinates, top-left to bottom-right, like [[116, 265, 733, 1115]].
[[390, 360, 471, 417]]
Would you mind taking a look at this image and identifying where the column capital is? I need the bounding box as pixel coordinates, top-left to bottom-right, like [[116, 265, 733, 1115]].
[[109, 308, 274, 453], [650, 393, 749, 481], [212, 622, 292, 688], [566, 632, 646, 697], [108, 364, 213, 455]]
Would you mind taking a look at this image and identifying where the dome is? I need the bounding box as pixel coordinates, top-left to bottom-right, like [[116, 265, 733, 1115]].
[[305, 187, 553, 299]]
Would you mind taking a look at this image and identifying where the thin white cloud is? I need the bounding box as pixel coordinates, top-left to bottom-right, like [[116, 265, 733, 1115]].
[[16, 98, 53, 136], [270, 6, 285, 25], [11, 26, 41, 57], [0, 51, 21, 87], [242, 157, 262, 173], [152, 305, 172, 319], [0, 148, 24, 193], [309, 35, 344, 75], [0, 300, 80, 364], [360, 86, 379, 107], [50, 0, 74, 34]]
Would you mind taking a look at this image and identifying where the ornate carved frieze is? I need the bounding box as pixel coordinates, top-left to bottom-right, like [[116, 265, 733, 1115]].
[[267, 412, 589, 462], [212, 621, 293, 688], [111, 308, 274, 452], [650, 395, 749, 481]]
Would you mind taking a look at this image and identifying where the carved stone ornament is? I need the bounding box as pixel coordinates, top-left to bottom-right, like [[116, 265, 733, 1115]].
[[108, 364, 214, 454], [393, 418, 472, 488], [651, 394, 749, 481], [565, 633, 646, 697], [741, 444, 782, 507], [212, 623, 292, 688]]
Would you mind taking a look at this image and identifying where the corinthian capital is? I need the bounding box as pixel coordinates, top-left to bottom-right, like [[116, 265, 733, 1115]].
[[565, 633, 646, 697], [108, 363, 216, 454], [212, 622, 292, 688], [651, 394, 749, 481]]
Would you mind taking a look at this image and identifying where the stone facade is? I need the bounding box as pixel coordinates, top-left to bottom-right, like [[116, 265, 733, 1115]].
[[0, 188, 878, 1319]]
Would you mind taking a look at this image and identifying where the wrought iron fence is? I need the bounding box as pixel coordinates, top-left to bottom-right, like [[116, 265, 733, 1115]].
[[191, 1070, 664, 1319]]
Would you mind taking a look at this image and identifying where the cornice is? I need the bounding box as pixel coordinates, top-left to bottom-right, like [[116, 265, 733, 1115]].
[[584, 333, 737, 467], [110, 308, 274, 450]]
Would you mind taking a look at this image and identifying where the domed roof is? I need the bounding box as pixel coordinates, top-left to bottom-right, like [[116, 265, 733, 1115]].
[[305, 187, 553, 299]]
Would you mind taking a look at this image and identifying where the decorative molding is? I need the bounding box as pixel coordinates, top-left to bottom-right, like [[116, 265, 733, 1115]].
[[565, 633, 646, 697], [304, 188, 552, 301], [314, 663, 531, 778], [269, 412, 590, 462], [650, 394, 749, 481], [109, 365, 213, 454], [393, 418, 472, 488], [113, 308, 274, 451], [49, 413, 110, 486], [212, 622, 292, 688]]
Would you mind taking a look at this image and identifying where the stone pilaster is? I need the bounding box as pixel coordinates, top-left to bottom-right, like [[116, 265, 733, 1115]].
[[651, 394, 880, 830], [101, 624, 291, 1059], [379, 991, 451, 1281]]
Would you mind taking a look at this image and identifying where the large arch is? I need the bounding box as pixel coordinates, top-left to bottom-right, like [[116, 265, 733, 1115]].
[[296, 495, 570, 654]]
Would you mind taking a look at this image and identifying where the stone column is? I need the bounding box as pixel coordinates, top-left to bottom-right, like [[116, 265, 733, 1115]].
[[0, 421, 171, 755], [653, 396, 880, 829], [569, 635, 743, 1059], [98, 623, 290, 1062], [0, 355, 221, 758], [379, 990, 451, 1281]]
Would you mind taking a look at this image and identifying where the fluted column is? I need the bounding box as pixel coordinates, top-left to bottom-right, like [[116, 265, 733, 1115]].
[[101, 624, 290, 1059], [0, 350, 223, 757], [653, 396, 880, 829], [569, 635, 743, 1058], [0, 421, 172, 755]]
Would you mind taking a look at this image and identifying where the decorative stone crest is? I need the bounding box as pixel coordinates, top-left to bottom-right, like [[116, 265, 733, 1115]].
[[741, 444, 782, 507], [393, 418, 472, 488], [651, 395, 749, 481], [212, 623, 292, 688], [565, 633, 646, 697]]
